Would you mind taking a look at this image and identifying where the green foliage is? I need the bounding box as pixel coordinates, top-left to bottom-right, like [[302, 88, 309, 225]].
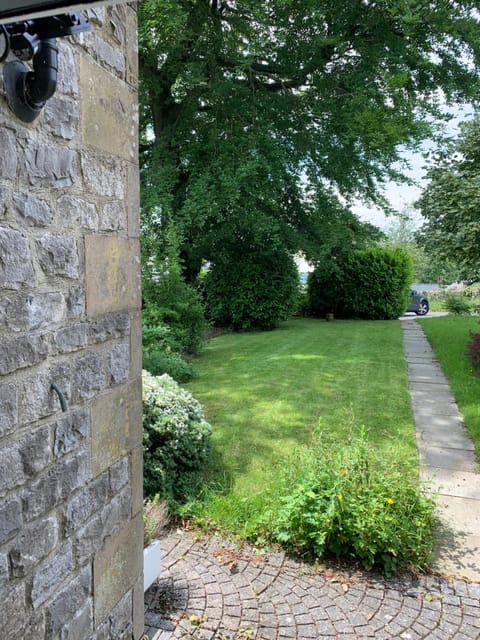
[[139, 0, 480, 285], [417, 116, 480, 280], [143, 371, 212, 504], [205, 246, 299, 330], [261, 427, 435, 575], [142, 223, 207, 355], [308, 247, 413, 319], [443, 291, 471, 316], [143, 348, 195, 383], [466, 325, 480, 375]]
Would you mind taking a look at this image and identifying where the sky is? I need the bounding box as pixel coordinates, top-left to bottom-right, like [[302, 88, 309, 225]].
[[352, 106, 474, 232]]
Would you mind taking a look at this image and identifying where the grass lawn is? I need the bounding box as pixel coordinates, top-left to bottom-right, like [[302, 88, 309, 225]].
[[185, 318, 418, 532], [418, 316, 480, 458]]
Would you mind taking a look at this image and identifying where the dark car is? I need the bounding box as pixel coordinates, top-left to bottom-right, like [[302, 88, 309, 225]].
[[407, 290, 429, 316]]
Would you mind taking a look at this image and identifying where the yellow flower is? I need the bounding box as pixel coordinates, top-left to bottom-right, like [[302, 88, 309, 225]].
[[336, 493, 343, 500], [385, 497, 395, 505], [339, 468, 347, 476]]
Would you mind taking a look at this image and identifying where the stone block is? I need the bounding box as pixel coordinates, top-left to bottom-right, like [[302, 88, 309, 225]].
[[93, 514, 143, 625], [0, 292, 66, 331], [81, 150, 125, 199], [65, 472, 110, 534], [0, 497, 22, 544], [110, 456, 129, 494], [20, 368, 64, 425], [130, 445, 143, 518], [91, 379, 142, 476], [61, 599, 94, 640], [44, 97, 79, 140], [67, 286, 86, 318], [126, 163, 140, 239], [32, 541, 74, 608], [0, 443, 24, 495], [109, 342, 130, 384], [0, 128, 17, 179], [23, 450, 90, 522], [57, 195, 98, 230], [54, 408, 90, 458], [81, 55, 134, 158], [0, 185, 11, 218], [0, 333, 49, 376], [75, 486, 131, 565], [0, 583, 27, 640], [89, 312, 130, 344], [109, 591, 132, 639], [125, 5, 139, 88], [0, 227, 35, 290], [132, 575, 144, 640], [85, 236, 141, 316], [74, 352, 106, 400], [57, 41, 79, 96], [0, 383, 17, 438], [55, 323, 89, 354], [101, 200, 126, 231], [24, 141, 75, 189], [46, 566, 92, 635], [36, 233, 80, 279], [10, 516, 59, 577], [19, 426, 52, 476], [130, 311, 142, 379], [13, 192, 52, 226], [0, 552, 8, 592]]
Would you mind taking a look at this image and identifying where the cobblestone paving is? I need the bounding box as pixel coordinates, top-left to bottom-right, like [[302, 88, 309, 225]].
[[144, 531, 480, 640]]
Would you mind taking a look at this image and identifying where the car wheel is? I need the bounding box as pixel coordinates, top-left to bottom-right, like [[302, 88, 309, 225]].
[[415, 301, 429, 316]]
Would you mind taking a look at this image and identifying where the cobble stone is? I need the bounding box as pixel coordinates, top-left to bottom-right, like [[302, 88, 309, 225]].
[[0, 442, 24, 495], [20, 369, 59, 424], [1, 582, 27, 640], [44, 97, 79, 140], [19, 426, 52, 476], [89, 312, 130, 344], [65, 472, 110, 534], [81, 150, 125, 198], [0, 552, 8, 591], [110, 591, 133, 639], [146, 531, 480, 640], [0, 185, 10, 217], [61, 599, 94, 640], [67, 286, 86, 318], [101, 200, 126, 231], [90, 35, 126, 75]]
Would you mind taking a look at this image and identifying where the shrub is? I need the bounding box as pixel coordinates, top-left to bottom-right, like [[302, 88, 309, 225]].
[[143, 349, 195, 382], [443, 292, 471, 315], [466, 325, 480, 375], [205, 247, 299, 330], [143, 371, 212, 504], [307, 247, 413, 319], [260, 427, 435, 575]]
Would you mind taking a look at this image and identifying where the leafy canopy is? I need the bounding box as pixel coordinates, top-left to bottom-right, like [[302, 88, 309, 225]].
[[139, 0, 480, 280], [416, 115, 480, 279]]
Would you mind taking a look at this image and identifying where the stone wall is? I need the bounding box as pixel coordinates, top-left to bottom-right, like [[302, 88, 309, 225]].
[[0, 4, 143, 639]]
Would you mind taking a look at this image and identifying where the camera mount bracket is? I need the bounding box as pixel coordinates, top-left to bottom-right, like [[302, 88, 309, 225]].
[[1, 13, 89, 122]]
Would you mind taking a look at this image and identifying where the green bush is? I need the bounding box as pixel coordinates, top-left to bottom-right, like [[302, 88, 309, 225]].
[[307, 247, 413, 319], [143, 349, 195, 382], [143, 371, 212, 504], [261, 427, 435, 575], [205, 247, 299, 330], [443, 292, 471, 315]]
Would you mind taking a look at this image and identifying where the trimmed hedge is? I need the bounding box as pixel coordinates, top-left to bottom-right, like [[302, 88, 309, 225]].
[[308, 247, 413, 319]]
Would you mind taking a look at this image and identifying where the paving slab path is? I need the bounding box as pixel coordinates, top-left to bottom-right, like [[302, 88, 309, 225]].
[[402, 318, 480, 582], [144, 317, 480, 639]]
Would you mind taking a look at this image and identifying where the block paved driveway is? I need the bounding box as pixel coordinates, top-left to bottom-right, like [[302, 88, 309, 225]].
[[144, 530, 480, 640]]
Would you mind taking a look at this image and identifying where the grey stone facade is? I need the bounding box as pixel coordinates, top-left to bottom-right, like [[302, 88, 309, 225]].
[[0, 4, 143, 639]]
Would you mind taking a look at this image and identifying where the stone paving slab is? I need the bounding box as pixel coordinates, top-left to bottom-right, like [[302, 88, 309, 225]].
[[144, 531, 480, 640], [421, 468, 480, 499], [419, 446, 478, 472]]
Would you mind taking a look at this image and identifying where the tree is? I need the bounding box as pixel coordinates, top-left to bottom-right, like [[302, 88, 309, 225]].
[[416, 116, 480, 280], [139, 1, 480, 320]]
